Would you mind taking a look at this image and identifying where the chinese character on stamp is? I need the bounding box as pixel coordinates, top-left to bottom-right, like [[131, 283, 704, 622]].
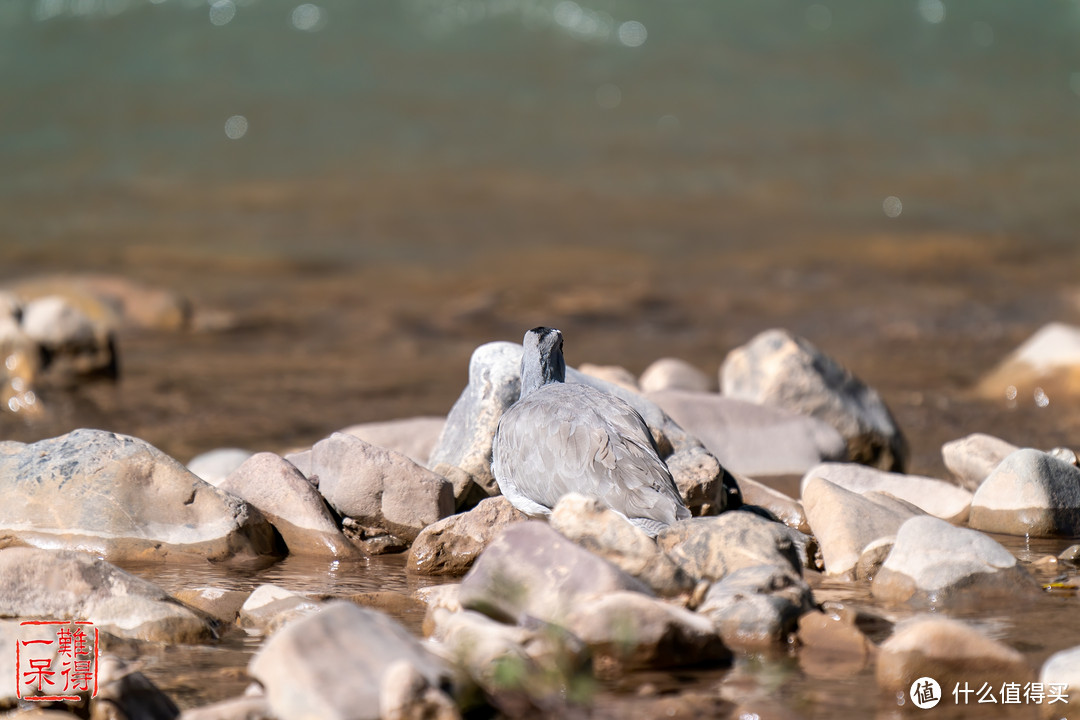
[[15, 620, 99, 702]]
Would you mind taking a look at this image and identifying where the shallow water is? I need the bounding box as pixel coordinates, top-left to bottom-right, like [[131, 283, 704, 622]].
[[4, 0, 1080, 716]]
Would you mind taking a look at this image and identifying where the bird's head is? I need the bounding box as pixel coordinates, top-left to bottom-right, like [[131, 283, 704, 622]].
[[520, 326, 565, 399]]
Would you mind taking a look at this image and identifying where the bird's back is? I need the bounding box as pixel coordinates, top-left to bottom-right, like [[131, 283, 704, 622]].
[[493, 382, 688, 531]]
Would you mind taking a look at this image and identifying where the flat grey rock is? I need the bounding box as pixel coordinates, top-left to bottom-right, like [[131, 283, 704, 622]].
[[648, 390, 847, 477]]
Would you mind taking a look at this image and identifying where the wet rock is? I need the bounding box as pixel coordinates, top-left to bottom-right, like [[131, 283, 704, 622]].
[[0, 429, 283, 562], [796, 611, 874, 678], [458, 521, 652, 626], [311, 433, 454, 553], [648, 390, 847, 477], [1039, 645, 1080, 715], [802, 476, 924, 579], [219, 452, 359, 558], [91, 656, 180, 720], [639, 357, 713, 393], [338, 416, 446, 466], [187, 448, 254, 486], [871, 516, 1038, 605], [657, 511, 804, 583], [174, 587, 249, 624], [417, 585, 462, 636], [721, 328, 907, 471], [976, 322, 1080, 399], [427, 341, 522, 499], [179, 693, 273, 720], [876, 616, 1031, 694], [238, 585, 324, 635], [380, 659, 461, 720], [800, 462, 972, 523], [941, 433, 1019, 492], [577, 363, 640, 392], [0, 547, 214, 643], [428, 607, 587, 699], [698, 564, 815, 649], [564, 591, 731, 671], [407, 496, 526, 576], [249, 602, 460, 720], [968, 448, 1080, 537], [735, 474, 809, 533], [1059, 544, 1080, 565], [548, 494, 694, 596]]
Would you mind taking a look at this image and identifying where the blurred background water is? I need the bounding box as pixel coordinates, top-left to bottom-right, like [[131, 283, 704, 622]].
[[1, 0, 1079, 468]]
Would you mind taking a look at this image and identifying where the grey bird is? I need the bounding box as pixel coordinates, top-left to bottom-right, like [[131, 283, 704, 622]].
[[492, 327, 690, 536]]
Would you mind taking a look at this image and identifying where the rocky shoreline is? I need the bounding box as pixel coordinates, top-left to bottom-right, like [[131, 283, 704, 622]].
[[3, 315, 1080, 719]]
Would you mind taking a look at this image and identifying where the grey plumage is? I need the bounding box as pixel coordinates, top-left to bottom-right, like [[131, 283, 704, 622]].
[[492, 327, 690, 536]]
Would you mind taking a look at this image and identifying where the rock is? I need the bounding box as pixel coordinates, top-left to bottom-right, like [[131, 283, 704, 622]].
[[1039, 645, 1080, 716], [657, 511, 804, 583], [639, 358, 713, 393], [311, 433, 454, 553], [796, 611, 874, 678], [380, 659, 461, 720], [548, 494, 694, 596], [9, 274, 192, 331], [458, 521, 652, 625], [187, 448, 254, 486], [0, 429, 283, 562], [283, 448, 312, 479], [91, 656, 180, 720], [564, 591, 731, 670], [1060, 544, 1080, 565], [968, 449, 1080, 537], [876, 616, 1031, 694], [427, 341, 523, 498], [179, 693, 274, 720], [1049, 446, 1079, 466], [338, 416, 446, 466], [577, 363, 640, 392], [735, 474, 809, 533], [173, 587, 249, 624], [801, 476, 925, 579], [648, 390, 847, 477], [249, 602, 460, 720], [976, 322, 1080, 399], [407, 496, 526, 576], [721, 328, 907, 471], [0, 547, 214, 643], [698, 564, 815, 649], [21, 295, 117, 381], [219, 452, 359, 558], [0, 320, 41, 418], [417, 585, 462, 636], [665, 444, 741, 517], [428, 607, 587, 699], [800, 462, 972, 523], [238, 585, 324, 635], [871, 516, 1038, 606], [941, 433, 1019, 492]]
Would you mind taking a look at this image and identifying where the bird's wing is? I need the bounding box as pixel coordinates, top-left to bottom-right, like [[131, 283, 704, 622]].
[[493, 385, 688, 525]]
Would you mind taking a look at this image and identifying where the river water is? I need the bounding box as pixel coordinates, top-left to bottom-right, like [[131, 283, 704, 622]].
[[3, 0, 1080, 716]]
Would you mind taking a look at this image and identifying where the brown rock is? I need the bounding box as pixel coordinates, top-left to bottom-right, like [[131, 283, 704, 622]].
[[657, 511, 804, 583], [407, 496, 526, 576]]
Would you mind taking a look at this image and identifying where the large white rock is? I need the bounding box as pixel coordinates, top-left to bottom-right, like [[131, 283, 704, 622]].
[[968, 448, 1080, 537]]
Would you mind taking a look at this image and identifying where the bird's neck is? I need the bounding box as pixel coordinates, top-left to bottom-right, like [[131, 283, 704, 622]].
[[519, 351, 565, 400]]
